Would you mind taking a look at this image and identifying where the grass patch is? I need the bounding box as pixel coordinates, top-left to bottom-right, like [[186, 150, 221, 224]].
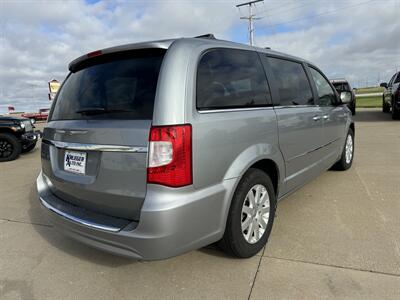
[[357, 96, 381, 108], [355, 86, 384, 95]]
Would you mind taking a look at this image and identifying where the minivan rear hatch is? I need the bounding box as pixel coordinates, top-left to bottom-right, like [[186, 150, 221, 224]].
[[41, 49, 166, 220]]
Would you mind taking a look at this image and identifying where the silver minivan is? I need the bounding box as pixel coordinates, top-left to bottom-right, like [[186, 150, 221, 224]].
[[37, 36, 354, 260]]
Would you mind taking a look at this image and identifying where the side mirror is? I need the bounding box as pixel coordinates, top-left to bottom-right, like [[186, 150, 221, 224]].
[[30, 118, 36, 125], [340, 91, 352, 104], [380, 82, 388, 88]]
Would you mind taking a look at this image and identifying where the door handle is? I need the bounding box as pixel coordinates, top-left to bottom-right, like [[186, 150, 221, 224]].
[[313, 116, 321, 121], [322, 115, 329, 120]]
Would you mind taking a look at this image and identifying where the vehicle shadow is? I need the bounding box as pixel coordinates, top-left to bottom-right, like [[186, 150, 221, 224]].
[[354, 108, 396, 122], [20, 146, 40, 157]]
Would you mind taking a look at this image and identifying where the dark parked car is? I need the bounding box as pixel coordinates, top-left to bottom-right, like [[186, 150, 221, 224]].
[[381, 71, 400, 119], [330, 79, 356, 115], [0, 115, 40, 161]]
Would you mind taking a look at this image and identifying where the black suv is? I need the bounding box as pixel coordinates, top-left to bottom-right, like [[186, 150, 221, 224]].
[[0, 115, 40, 161], [381, 71, 400, 119], [330, 79, 356, 115]]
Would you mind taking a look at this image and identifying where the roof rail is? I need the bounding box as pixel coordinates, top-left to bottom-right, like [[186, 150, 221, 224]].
[[195, 34, 216, 39]]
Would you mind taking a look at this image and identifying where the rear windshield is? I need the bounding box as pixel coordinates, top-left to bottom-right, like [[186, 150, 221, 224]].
[[332, 82, 350, 92], [50, 49, 166, 121]]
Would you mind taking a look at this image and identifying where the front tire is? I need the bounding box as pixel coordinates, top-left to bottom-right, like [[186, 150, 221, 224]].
[[332, 128, 354, 171], [0, 133, 21, 162], [22, 142, 37, 153], [383, 96, 390, 113], [218, 168, 276, 258]]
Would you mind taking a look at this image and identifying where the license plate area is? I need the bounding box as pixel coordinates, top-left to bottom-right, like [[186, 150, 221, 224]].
[[64, 150, 87, 175]]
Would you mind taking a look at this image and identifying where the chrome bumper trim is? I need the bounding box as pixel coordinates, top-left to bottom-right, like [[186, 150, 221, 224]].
[[39, 197, 121, 232]]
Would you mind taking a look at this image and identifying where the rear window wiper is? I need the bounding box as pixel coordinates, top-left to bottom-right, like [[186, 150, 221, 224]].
[[76, 107, 106, 115], [76, 107, 136, 115]]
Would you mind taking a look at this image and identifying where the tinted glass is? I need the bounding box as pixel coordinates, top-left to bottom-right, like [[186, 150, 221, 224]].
[[309, 67, 337, 106], [388, 74, 396, 86], [395, 72, 400, 83], [267, 57, 313, 106], [332, 82, 350, 93], [197, 49, 271, 110], [50, 49, 165, 121]]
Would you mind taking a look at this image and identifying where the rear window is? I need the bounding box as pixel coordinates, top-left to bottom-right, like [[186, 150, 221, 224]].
[[332, 82, 350, 92], [196, 48, 272, 110], [50, 49, 165, 121]]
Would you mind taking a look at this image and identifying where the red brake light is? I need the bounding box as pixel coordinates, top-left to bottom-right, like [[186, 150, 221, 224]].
[[87, 50, 102, 58], [147, 124, 192, 187]]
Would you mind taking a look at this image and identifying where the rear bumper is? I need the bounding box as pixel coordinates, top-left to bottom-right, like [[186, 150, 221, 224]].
[[37, 171, 236, 260]]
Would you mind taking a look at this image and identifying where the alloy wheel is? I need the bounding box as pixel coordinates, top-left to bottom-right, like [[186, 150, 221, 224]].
[[241, 184, 270, 244], [0, 139, 13, 158], [345, 134, 353, 164]]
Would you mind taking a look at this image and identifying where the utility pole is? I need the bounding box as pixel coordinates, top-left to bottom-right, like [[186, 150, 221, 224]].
[[236, 0, 264, 46]]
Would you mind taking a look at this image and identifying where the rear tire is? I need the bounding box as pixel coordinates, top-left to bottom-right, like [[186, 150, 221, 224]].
[[0, 133, 21, 162], [218, 168, 276, 258], [392, 101, 400, 120], [332, 128, 354, 171]]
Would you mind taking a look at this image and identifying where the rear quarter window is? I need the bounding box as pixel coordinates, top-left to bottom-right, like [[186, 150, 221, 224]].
[[196, 48, 272, 110]]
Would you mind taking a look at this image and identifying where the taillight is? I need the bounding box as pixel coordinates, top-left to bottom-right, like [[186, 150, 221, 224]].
[[147, 124, 192, 187]]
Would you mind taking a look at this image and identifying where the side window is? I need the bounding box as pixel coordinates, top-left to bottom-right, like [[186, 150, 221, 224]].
[[196, 49, 272, 110], [309, 67, 337, 106], [267, 57, 313, 106]]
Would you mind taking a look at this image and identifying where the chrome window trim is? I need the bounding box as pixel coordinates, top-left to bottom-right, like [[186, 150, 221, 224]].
[[197, 106, 274, 114], [273, 105, 318, 109], [43, 139, 148, 153]]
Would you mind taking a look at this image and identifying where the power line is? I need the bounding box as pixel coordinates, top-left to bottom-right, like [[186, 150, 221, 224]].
[[263, 0, 376, 28], [256, 1, 318, 19], [236, 0, 264, 46]]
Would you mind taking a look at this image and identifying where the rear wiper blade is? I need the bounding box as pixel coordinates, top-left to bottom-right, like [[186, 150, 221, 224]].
[[76, 107, 135, 115], [76, 107, 106, 114]]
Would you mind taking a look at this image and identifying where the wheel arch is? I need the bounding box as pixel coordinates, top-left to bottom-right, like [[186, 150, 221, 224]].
[[248, 159, 280, 197], [223, 143, 285, 197], [349, 122, 355, 136], [0, 129, 22, 139]]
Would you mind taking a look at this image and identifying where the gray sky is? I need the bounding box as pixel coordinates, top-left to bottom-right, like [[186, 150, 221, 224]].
[[1, 0, 399, 113]]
